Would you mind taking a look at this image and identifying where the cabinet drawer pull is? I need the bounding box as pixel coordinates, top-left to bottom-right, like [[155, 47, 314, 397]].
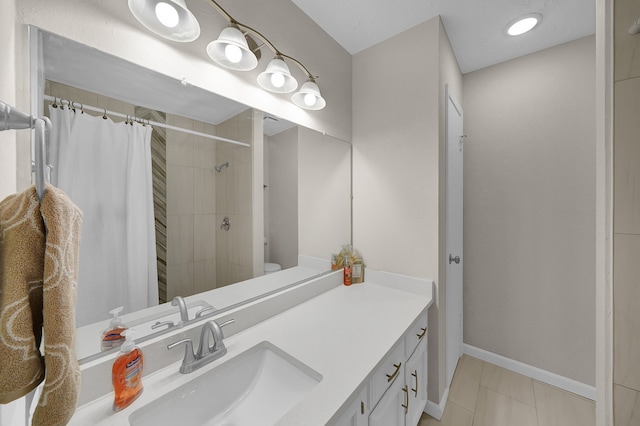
[[416, 327, 427, 339], [411, 370, 418, 397], [361, 401, 364, 415], [402, 385, 409, 414], [386, 362, 402, 382]]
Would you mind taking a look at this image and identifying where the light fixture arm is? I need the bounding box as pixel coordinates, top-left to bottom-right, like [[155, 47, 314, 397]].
[[207, 0, 317, 79]]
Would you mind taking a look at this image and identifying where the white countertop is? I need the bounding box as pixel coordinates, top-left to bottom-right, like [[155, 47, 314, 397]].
[[70, 276, 432, 425]]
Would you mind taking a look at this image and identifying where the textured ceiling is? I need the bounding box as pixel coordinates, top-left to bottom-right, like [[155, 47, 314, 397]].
[[291, 0, 596, 73]]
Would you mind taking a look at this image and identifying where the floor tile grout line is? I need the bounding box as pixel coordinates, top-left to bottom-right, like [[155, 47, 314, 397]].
[[479, 362, 538, 409], [532, 375, 541, 426]]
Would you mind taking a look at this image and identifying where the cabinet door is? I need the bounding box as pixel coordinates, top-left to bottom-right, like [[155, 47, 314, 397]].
[[405, 339, 428, 426], [334, 387, 368, 426], [368, 372, 407, 426]]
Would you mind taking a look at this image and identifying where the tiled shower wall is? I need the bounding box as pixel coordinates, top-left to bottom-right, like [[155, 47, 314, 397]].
[[165, 113, 219, 300], [214, 109, 254, 287], [613, 0, 640, 424], [163, 109, 254, 297]]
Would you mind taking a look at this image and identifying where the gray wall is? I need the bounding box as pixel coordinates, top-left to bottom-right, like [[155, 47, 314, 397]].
[[352, 16, 462, 403], [463, 36, 596, 386], [613, 0, 640, 422], [0, 0, 16, 197], [267, 127, 299, 269]]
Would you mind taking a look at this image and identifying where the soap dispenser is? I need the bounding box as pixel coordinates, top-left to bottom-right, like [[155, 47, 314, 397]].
[[343, 255, 352, 286], [101, 306, 128, 352], [112, 329, 144, 411]]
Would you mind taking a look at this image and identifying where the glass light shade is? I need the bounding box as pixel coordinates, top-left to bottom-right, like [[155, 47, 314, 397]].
[[257, 57, 298, 93], [506, 14, 541, 36], [128, 0, 200, 42], [207, 26, 258, 71], [292, 80, 326, 110], [155, 2, 179, 28]]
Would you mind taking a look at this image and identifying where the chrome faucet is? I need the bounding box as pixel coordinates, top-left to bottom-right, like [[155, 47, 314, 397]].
[[171, 296, 189, 324], [167, 319, 235, 374]]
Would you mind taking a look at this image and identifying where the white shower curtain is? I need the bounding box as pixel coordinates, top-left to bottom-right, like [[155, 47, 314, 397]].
[[49, 106, 158, 327]]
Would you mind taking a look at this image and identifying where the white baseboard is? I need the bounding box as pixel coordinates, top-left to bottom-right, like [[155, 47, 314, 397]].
[[463, 344, 596, 401], [424, 386, 449, 421]]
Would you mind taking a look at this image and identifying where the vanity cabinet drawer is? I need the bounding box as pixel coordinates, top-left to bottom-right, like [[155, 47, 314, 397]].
[[404, 312, 428, 358], [369, 342, 405, 409]]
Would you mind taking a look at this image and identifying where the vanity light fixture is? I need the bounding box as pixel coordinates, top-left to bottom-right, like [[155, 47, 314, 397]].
[[206, 0, 325, 109], [128, 0, 201, 42], [257, 55, 298, 93], [506, 13, 542, 36], [206, 25, 259, 71], [292, 78, 326, 110], [128, 0, 326, 110]]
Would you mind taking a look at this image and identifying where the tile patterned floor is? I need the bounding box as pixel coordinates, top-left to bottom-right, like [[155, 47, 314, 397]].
[[419, 355, 595, 426]]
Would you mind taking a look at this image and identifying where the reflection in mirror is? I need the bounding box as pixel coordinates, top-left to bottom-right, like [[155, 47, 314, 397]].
[[34, 29, 351, 362]]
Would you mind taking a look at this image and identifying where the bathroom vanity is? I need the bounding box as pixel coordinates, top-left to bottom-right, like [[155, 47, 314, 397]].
[[69, 269, 433, 425]]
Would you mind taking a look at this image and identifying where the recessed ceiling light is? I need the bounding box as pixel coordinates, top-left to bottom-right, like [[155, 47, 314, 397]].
[[506, 13, 542, 36]]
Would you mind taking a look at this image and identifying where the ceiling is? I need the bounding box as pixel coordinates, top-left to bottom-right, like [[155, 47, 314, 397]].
[[291, 0, 596, 73]]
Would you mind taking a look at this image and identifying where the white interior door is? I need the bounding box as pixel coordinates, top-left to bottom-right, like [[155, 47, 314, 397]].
[[445, 86, 464, 388]]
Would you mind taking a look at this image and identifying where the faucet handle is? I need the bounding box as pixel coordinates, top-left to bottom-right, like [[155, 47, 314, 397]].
[[195, 306, 216, 318], [212, 319, 235, 352], [168, 338, 196, 370], [151, 320, 175, 330]]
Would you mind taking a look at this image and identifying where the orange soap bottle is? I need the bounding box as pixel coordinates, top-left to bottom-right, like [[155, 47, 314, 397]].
[[343, 255, 352, 286], [112, 329, 143, 411]]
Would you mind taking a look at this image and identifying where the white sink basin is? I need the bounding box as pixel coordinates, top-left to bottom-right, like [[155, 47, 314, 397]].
[[129, 341, 321, 426]]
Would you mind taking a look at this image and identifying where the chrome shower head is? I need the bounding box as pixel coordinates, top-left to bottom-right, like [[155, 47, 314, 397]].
[[215, 161, 229, 173]]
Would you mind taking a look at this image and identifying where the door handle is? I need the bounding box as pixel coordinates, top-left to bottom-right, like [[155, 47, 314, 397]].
[[449, 254, 460, 264]]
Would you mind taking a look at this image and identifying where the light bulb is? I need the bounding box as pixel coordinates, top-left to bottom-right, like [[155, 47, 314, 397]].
[[225, 44, 243, 63], [507, 17, 538, 36], [155, 2, 179, 28], [270, 72, 285, 88], [304, 93, 317, 107]]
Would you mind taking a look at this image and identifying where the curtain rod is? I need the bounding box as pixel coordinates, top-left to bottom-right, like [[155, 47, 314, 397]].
[[42, 95, 250, 148]]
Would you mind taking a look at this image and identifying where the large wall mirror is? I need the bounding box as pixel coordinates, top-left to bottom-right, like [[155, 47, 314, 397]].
[[32, 29, 351, 362]]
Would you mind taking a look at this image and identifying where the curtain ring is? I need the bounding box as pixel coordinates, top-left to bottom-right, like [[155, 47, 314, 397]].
[[79, 102, 84, 114], [60, 99, 70, 110], [102, 108, 107, 120], [52, 97, 58, 109]]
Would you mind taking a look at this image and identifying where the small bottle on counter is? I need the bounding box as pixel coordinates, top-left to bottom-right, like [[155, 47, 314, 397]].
[[343, 255, 352, 286], [112, 329, 144, 411], [352, 258, 364, 284]]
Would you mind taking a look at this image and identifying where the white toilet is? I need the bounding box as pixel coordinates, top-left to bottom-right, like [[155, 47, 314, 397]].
[[264, 262, 282, 274]]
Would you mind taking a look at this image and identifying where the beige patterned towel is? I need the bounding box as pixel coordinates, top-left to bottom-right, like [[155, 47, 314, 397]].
[[0, 184, 83, 426]]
